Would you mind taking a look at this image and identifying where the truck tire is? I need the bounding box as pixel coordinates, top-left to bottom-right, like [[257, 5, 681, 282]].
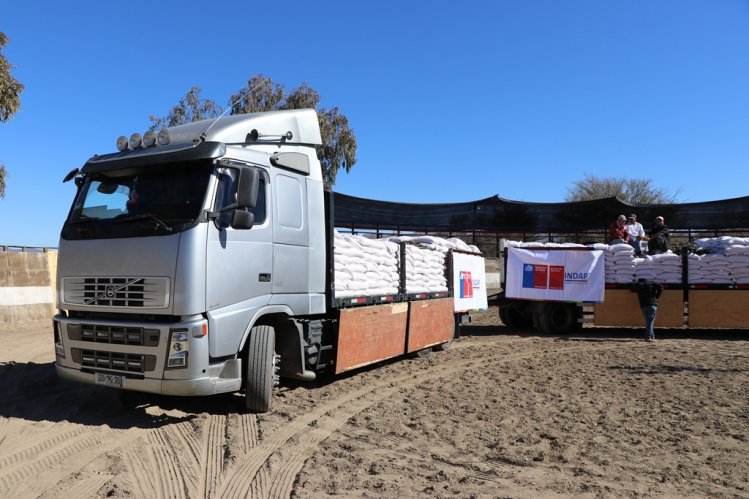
[[536, 302, 579, 335], [244, 325, 277, 413], [499, 306, 534, 329]]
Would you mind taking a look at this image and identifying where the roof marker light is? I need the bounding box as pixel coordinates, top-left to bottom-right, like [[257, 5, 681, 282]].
[[157, 129, 170, 146], [129, 133, 142, 149], [116, 136, 129, 152], [143, 130, 156, 147]]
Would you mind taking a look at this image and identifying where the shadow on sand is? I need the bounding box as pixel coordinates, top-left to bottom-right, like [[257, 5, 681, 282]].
[[0, 360, 247, 428]]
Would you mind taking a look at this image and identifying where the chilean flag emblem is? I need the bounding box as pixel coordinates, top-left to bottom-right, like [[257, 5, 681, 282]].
[[522, 264, 548, 289]]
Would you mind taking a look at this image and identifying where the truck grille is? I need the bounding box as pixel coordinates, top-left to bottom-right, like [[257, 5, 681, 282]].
[[72, 348, 156, 373], [70, 324, 160, 347], [63, 277, 169, 308]]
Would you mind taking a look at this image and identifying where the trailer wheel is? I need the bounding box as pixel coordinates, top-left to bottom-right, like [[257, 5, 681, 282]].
[[433, 341, 453, 351], [244, 325, 278, 413], [499, 306, 534, 329], [536, 302, 579, 335], [408, 347, 433, 359]]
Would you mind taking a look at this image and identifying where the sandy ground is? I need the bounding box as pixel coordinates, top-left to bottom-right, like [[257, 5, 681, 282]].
[[0, 311, 748, 498]]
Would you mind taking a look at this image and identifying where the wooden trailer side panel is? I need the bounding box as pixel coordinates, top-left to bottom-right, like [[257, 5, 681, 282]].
[[335, 302, 408, 374], [406, 298, 454, 353], [594, 289, 684, 327], [688, 290, 749, 328]]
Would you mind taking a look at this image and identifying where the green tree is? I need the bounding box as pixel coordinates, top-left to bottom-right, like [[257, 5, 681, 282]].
[[228, 74, 285, 114], [565, 174, 680, 204], [151, 74, 357, 189], [149, 85, 222, 130], [0, 32, 25, 198], [230, 75, 357, 189]]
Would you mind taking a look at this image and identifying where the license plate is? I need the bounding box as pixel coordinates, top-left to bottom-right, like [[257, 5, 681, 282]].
[[95, 372, 123, 388]]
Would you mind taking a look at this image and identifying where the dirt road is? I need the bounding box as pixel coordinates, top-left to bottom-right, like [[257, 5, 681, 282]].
[[1, 313, 747, 498]]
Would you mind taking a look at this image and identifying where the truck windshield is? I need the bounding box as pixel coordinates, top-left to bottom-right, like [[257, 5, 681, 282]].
[[62, 161, 213, 240]]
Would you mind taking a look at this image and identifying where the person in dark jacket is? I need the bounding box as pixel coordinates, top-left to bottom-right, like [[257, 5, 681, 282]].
[[647, 216, 670, 255], [630, 278, 663, 341]]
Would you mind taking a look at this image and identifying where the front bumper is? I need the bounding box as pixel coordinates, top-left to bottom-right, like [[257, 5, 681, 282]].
[[55, 363, 241, 396], [53, 314, 242, 396]]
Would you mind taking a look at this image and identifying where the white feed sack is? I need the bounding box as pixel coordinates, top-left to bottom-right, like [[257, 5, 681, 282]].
[[333, 231, 479, 298]]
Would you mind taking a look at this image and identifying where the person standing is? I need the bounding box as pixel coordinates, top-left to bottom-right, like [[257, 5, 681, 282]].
[[630, 278, 663, 342], [647, 216, 670, 255], [608, 215, 630, 244], [626, 214, 646, 256]]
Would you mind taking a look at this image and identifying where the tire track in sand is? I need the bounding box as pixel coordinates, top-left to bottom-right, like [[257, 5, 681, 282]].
[[219, 341, 622, 498], [0, 426, 148, 498], [341, 426, 516, 485], [118, 414, 230, 499]]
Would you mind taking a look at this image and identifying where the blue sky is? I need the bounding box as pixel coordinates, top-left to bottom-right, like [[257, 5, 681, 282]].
[[2, 1, 748, 247]]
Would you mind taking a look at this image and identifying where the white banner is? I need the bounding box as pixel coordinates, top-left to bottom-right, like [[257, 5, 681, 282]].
[[452, 252, 488, 312], [506, 247, 604, 303]]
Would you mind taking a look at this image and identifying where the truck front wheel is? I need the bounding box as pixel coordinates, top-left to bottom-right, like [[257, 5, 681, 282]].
[[244, 325, 278, 413]]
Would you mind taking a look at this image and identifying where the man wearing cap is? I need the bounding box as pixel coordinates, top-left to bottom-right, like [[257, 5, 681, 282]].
[[608, 215, 630, 244], [647, 216, 670, 255], [626, 214, 645, 256]]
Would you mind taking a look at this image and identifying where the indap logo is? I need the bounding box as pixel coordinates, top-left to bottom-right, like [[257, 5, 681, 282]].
[[522, 264, 564, 290], [564, 271, 589, 284], [459, 270, 473, 298]]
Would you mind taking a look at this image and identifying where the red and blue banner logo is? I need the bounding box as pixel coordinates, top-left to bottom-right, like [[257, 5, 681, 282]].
[[522, 264, 547, 289], [459, 270, 473, 298], [522, 264, 564, 290]]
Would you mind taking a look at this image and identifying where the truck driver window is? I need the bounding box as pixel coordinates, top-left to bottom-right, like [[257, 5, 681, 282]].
[[215, 167, 266, 227]]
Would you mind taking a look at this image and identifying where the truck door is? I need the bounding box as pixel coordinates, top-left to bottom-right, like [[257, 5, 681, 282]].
[[206, 165, 272, 356], [271, 171, 310, 295]]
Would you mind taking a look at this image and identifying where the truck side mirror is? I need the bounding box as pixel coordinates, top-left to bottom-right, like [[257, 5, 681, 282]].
[[231, 209, 255, 230], [236, 167, 259, 209]]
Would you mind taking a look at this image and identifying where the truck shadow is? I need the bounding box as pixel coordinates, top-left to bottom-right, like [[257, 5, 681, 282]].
[[0, 361, 243, 428]]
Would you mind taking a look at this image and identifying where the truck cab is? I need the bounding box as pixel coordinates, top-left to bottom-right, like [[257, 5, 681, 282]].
[[55, 109, 326, 411]]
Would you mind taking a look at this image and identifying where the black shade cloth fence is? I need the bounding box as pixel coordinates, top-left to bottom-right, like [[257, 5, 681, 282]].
[[332, 192, 749, 233]]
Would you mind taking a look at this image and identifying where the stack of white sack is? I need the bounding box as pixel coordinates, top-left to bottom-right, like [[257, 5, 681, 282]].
[[686, 254, 702, 282], [604, 244, 635, 283], [405, 244, 448, 293], [688, 253, 732, 284], [694, 236, 749, 253], [333, 231, 400, 298], [689, 237, 749, 284], [386, 235, 470, 293], [633, 252, 682, 283], [726, 245, 749, 284]]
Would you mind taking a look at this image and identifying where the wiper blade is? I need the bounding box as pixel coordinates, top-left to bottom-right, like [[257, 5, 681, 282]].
[[114, 213, 173, 232], [67, 215, 100, 225]]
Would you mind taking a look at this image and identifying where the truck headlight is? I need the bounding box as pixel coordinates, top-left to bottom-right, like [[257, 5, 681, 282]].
[[167, 329, 189, 368]]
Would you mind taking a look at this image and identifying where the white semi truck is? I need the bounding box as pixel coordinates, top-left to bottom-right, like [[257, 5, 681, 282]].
[[54, 109, 486, 412]]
